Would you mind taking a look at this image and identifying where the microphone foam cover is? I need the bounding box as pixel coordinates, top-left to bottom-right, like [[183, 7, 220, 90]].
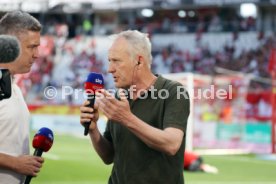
[[32, 127, 54, 152], [84, 72, 104, 93]]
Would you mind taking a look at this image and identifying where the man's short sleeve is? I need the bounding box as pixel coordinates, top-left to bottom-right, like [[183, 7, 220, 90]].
[[163, 82, 190, 131], [103, 120, 113, 143]]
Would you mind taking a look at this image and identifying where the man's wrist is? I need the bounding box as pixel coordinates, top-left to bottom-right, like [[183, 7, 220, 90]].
[[4, 154, 18, 172], [124, 113, 138, 128], [89, 125, 100, 135]]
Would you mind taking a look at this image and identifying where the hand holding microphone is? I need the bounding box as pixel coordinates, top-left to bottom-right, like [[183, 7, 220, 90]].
[[82, 72, 104, 136], [24, 127, 54, 184]]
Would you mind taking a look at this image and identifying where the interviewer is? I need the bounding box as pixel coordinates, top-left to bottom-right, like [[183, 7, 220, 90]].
[[0, 11, 44, 184]]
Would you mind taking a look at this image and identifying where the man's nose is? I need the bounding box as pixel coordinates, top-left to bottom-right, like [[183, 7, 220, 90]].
[[108, 62, 115, 73], [33, 48, 39, 58]]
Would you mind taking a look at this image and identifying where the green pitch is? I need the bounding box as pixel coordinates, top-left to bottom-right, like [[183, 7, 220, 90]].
[[31, 133, 276, 184]]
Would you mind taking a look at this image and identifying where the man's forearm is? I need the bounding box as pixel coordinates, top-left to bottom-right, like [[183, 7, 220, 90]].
[[0, 153, 16, 171], [89, 128, 114, 164], [124, 114, 184, 156]]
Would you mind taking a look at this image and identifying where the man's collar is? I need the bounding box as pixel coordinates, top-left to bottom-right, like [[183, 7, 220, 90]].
[[151, 74, 166, 92]]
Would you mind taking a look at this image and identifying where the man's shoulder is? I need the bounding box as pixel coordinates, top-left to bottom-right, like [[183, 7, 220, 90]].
[[156, 75, 189, 101], [158, 75, 185, 90]]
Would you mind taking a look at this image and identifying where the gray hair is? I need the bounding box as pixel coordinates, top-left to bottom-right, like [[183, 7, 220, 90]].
[[0, 11, 42, 37], [114, 30, 153, 67]]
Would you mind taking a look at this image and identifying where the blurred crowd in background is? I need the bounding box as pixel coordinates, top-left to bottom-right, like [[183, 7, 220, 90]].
[[39, 9, 257, 37], [8, 8, 275, 123]]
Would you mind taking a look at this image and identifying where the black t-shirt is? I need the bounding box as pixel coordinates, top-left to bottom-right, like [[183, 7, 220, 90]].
[[104, 75, 190, 184]]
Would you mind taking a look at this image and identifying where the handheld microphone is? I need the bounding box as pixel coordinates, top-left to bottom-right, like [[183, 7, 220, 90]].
[[83, 72, 104, 136], [24, 127, 54, 184], [0, 35, 20, 100]]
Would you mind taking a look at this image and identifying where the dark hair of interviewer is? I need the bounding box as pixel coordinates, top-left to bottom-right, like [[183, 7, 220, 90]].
[[0, 11, 41, 35]]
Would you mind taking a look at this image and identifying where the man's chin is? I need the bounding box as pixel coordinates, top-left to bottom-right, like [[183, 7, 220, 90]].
[[17, 68, 31, 74], [114, 84, 121, 88], [115, 84, 130, 90]]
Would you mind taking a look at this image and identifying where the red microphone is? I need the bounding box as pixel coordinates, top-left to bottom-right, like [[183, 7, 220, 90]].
[[24, 128, 54, 184], [83, 72, 104, 136], [32, 134, 53, 156]]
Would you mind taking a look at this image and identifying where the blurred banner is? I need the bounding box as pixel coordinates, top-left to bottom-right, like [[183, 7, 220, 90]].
[[268, 49, 276, 153], [29, 105, 107, 135]]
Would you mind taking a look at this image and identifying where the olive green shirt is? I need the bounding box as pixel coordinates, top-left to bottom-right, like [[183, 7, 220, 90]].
[[104, 75, 190, 184]]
